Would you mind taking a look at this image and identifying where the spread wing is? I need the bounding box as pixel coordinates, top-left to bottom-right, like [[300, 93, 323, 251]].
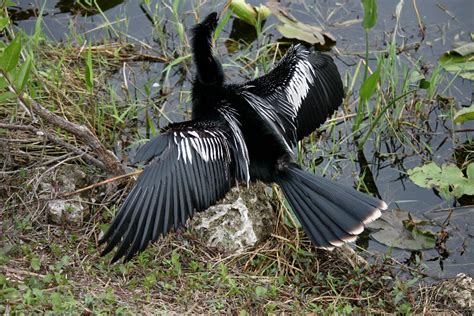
[[100, 109, 249, 262], [236, 45, 344, 147]]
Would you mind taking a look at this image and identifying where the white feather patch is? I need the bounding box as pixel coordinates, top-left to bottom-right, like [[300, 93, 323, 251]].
[[286, 59, 315, 112]]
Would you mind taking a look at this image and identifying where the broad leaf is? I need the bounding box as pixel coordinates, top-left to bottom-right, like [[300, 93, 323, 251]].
[[229, 0, 270, 26], [408, 162, 474, 199], [268, 3, 336, 49], [453, 105, 474, 124], [0, 91, 16, 102], [367, 209, 436, 250], [14, 55, 32, 91], [0, 17, 10, 31], [360, 67, 380, 101], [0, 35, 21, 72], [439, 42, 474, 81], [361, 0, 377, 30], [0, 75, 8, 89]]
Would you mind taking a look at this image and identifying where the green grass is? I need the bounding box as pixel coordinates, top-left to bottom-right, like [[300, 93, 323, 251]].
[[0, 211, 438, 314]]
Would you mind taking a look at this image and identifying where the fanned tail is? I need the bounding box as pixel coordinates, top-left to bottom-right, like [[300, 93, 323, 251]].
[[276, 165, 387, 249]]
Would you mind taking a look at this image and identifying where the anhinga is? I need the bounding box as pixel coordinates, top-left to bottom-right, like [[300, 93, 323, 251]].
[[100, 12, 387, 262]]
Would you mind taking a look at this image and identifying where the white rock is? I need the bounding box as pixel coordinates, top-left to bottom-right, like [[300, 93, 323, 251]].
[[46, 199, 85, 226], [190, 182, 276, 253]]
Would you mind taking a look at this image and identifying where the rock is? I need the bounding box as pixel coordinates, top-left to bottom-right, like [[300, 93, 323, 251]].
[[438, 273, 473, 310], [190, 181, 276, 253], [46, 199, 85, 226], [38, 164, 89, 226], [38, 164, 87, 197]]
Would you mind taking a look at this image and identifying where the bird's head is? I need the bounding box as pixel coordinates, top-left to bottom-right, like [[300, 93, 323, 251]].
[[192, 11, 219, 35], [201, 12, 219, 32]]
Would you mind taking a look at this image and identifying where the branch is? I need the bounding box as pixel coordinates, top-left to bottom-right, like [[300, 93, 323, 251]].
[[61, 169, 143, 197], [0, 123, 107, 171], [2, 69, 126, 176]]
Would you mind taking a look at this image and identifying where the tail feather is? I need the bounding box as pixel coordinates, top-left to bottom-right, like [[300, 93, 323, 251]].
[[280, 181, 338, 248], [288, 168, 385, 223], [289, 178, 362, 239], [291, 177, 365, 236], [277, 166, 386, 249]]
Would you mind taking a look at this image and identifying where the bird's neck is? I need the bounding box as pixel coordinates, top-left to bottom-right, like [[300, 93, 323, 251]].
[[191, 27, 224, 87]]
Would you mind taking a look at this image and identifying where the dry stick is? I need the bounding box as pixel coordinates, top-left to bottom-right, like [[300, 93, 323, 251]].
[[5, 81, 126, 176], [2, 69, 125, 175], [412, 0, 426, 39], [22, 92, 125, 175], [0, 123, 107, 171], [61, 169, 143, 197]]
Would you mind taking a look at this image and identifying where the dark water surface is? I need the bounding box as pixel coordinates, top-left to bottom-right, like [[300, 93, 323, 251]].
[[11, 0, 474, 279]]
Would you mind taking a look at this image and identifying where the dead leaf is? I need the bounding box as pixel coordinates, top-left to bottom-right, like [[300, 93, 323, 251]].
[[267, 3, 336, 50]]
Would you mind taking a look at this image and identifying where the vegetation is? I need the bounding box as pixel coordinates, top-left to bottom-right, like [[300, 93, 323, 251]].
[[1, 0, 472, 314]]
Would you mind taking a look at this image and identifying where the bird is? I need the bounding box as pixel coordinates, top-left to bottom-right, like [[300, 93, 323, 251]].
[[100, 12, 387, 263]]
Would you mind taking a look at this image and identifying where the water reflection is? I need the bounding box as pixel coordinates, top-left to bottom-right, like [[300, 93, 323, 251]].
[[7, 5, 40, 22], [55, 0, 124, 16]]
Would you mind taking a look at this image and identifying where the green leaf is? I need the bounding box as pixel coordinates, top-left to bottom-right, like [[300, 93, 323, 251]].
[[269, 4, 336, 49], [0, 91, 16, 102], [255, 286, 268, 298], [453, 105, 474, 124], [214, 10, 233, 40], [409, 69, 424, 84], [367, 209, 436, 250], [439, 45, 474, 81], [0, 17, 10, 31], [277, 24, 326, 46], [214, 9, 233, 41], [0, 35, 22, 72], [31, 257, 41, 271], [0, 75, 8, 89], [359, 67, 380, 101], [361, 0, 377, 30], [14, 54, 32, 91], [451, 42, 474, 56], [50, 292, 63, 310], [408, 162, 474, 198], [145, 109, 157, 137], [419, 78, 430, 89], [230, 0, 270, 26]]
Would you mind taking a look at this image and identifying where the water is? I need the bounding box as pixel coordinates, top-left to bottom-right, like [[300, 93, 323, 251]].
[[10, 0, 474, 279]]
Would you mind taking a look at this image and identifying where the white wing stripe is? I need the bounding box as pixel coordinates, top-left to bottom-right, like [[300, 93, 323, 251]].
[[184, 138, 193, 164], [188, 131, 200, 138], [218, 107, 250, 183], [286, 58, 314, 112], [209, 138, 216, 161]]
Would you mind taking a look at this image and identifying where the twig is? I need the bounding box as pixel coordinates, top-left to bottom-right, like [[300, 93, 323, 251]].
[[61, 169, 143, 197], [1, 266, 46, 278], [0, 123, 107, 171], [2, 67, 125, 175], [454, 128, 474, 133], [23, 92, 125, 175], [412, 0, 426, 40]]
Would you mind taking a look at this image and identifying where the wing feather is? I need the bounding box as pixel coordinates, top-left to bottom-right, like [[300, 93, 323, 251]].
[[236, 45, 344, 145], [100, 113, 249, 262]]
